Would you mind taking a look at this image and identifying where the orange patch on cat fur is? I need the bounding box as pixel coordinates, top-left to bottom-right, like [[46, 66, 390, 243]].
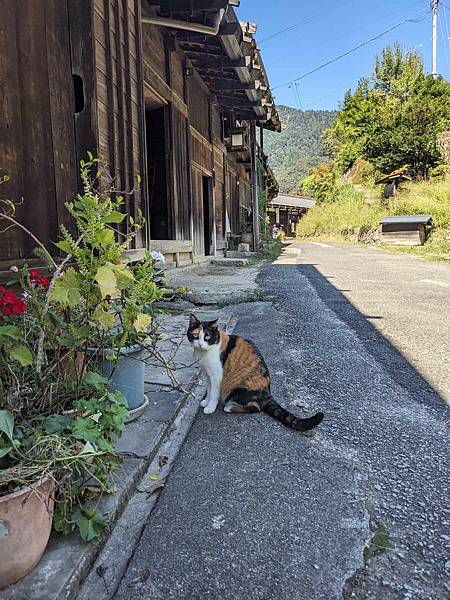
[[220, 336, 270, 401], [219, 331, 229, 352]]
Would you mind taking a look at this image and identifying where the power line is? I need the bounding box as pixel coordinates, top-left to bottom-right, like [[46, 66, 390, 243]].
[[289, 82, 303, 111], [292, 82, 303, 110], [304, 76, 370, 108], [304, 30, 431, 108], [438, 12, 450, 72], [259, 0, 358, 44], [265, 0, 426, 70], [443, 3, 450, 47], [272, 10, 429, 91]]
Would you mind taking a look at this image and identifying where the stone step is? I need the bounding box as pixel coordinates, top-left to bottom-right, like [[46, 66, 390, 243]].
[[209, 257, 249, 267], [225, 251, 257, 259]]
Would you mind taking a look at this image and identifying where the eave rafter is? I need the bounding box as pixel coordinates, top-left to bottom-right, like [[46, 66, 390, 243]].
[[144, 0, 280, 131]]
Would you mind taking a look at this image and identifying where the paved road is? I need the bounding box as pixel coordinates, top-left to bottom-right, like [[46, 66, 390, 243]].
[[291, 242, 450, 403], [113, 243, 450, 600]]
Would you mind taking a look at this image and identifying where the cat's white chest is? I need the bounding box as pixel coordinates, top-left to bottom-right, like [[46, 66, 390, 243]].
[[194, 346, 223, 381]]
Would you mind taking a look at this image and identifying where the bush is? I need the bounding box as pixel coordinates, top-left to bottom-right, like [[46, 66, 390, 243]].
[[300, 163, 337, 203], [345, 157, 377, 184]]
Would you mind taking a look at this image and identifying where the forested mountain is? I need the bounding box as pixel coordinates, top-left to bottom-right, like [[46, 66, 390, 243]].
[[264, 106, 337, 193]]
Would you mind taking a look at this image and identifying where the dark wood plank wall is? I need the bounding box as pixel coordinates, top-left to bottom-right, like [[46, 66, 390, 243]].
[[213, 146, 226, 249], [190, 127, 212, 257], [187, 73, 210, 140], [93, 0, 145, 249], [136, 20, 255, 258], [68, 1, 98, 181], [190, 128, 213, 176], [211, 103, 223, 144], [0, 5, 254, 266], [239, 177, 252, 210], [191, 167, 205, 257], [142, 24, 194, 244], [226, 166, 240, 235], [0, 0, 84, 266], [171, 107, 190, 240]]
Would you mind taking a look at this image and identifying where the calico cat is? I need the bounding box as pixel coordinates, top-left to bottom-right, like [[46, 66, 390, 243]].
[[187, 314, 324, 432]]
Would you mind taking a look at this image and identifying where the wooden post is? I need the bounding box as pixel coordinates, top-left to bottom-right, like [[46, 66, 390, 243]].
[[250, 121, 260, 251]]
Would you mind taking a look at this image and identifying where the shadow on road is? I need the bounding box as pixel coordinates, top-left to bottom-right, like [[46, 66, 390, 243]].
[[296, 264, 445, 412]]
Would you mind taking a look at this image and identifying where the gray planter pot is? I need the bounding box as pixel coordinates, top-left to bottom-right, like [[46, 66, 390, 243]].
[[240, 233, 253, 247], [97, 345, 148, 422]]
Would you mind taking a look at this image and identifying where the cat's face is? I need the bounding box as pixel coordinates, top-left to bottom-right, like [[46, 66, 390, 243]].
[[187, 315, 220, 351]]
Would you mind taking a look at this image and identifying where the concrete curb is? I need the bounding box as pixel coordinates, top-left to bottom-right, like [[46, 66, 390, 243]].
[[77, 377, 207, 600]]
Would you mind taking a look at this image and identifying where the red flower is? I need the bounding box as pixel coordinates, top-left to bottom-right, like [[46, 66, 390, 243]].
[[29, 269, 49, 290], [0, 286, 26, 317]]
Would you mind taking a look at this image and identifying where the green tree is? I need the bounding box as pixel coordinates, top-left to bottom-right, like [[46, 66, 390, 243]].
[[373, 43, 423, 97], [325, 44, 450, 178]]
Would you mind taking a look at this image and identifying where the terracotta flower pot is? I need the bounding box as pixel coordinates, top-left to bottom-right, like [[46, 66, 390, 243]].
[[0, 477, 55, 589]]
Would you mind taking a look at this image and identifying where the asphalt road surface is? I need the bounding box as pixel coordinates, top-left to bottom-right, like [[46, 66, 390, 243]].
[[113, 243, 450, 600]]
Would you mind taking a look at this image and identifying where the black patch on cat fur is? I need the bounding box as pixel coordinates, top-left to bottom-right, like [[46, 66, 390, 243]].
[[187, 317, 220, 344], [220, 335, 238, 366]]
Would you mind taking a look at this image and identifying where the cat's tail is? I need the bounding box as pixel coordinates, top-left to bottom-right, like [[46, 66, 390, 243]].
[[261, 396, 324, 431]]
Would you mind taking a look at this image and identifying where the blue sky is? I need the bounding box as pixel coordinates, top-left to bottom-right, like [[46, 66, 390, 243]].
[[236, 0, 450, 110]]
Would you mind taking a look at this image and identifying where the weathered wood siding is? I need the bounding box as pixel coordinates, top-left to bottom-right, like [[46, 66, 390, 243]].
[[191, 167, 205, 257], [0, 0, 96, 266], [226, 166, 240, 235], [171, 106, 190, 240], [188, 73, 210, 139], [139, 22, 251, 259], [213, 146, 226, 249], [93, 0, 146, 248], [190, 128, 213, 176]]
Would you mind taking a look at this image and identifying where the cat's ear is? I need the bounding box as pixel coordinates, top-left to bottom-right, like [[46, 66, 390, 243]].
[[206, 318, 220, 329], [189, 313, 200, 327]]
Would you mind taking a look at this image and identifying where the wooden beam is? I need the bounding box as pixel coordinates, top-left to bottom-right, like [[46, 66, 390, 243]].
[[226, 111, 266, 121], [208, 80, 257, 91], [182, 48, 224, 59], [155, 0, 230, 11], [219, 22, 242, 37], [177, 39, 223, 50], [218, 96, 263, 108], [143, 59, 188, 117], [189, 55, 250, 70]]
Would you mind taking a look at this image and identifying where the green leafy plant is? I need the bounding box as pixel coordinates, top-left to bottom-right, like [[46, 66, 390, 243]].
[[0, 158, 170, 541]]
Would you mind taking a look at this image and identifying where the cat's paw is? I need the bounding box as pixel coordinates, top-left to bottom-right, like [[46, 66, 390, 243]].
[[203, 404, 217, 415], [200, 397, 209, 407]]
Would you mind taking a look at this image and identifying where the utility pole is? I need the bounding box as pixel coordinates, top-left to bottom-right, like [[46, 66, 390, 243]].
[[432, 0, 439, 78]]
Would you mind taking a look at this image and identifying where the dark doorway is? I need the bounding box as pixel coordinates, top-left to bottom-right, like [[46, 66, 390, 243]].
[[202, 176, 212, 255], [145, 106, 170, 240]]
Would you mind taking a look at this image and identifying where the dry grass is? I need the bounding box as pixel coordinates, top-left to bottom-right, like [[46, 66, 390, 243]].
[[297, 179, 450, 262]]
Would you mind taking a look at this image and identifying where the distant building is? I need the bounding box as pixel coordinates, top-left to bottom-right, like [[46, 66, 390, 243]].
[[268, 194, 314, 236]]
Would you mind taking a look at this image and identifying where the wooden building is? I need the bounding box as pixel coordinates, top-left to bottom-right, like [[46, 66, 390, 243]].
[[0, 0, 280, 271], [379, 215, 432, 246], [268, 194, 314, 236]]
